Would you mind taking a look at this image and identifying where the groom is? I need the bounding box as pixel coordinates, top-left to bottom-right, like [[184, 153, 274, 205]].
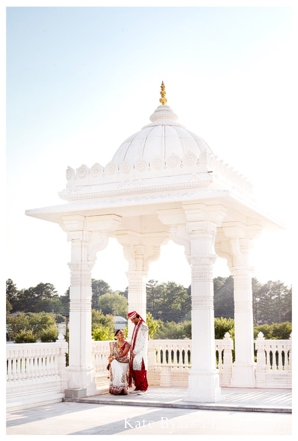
[[127, 311, 149, 395]]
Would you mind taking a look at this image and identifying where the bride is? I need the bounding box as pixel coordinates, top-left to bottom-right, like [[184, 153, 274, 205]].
[[107, 329, 130, 395]]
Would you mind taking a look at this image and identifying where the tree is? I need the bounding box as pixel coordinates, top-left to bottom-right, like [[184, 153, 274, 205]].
[[97, 293, 128, 317], [146, 280, 191, 323], [254, 322, 292, 340], [6, 298, 12, 320], [7, 312, 58, 342], [214, 276, 234, 318], [91, 309, 114, 332], [6, 279, 19, 313], [253, 280, 292, 324], [146, 312, 161, 339], [91, 279, 112, 309], [7, 282, 61, 313], [214, 317, 235, 339], [59, 288, 70, 315], [155, 321, 191, 339], [92, 327, 114, 341]]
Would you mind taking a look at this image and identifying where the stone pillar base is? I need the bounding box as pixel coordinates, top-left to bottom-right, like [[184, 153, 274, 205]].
[[65, 388, 87, 399], [231, 363, 256, 387], [183, 370, 221, 403], [66, 366, 97, 396]]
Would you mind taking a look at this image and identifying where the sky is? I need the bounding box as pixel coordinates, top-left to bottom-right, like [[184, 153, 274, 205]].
[[4, 2, 297, 296]]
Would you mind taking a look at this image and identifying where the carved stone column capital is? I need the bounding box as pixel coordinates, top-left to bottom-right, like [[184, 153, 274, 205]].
[[116, 230, 169, 272], [187, 221, 217, 239], [216, 222, 258, 272], [169, 224, 191, 263]]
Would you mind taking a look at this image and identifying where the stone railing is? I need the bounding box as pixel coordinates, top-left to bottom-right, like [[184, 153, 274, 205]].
[[91, 339, 111, 390], [6, 333, 292, 411], [91, 333, 234, 388], [146, 334, 234, 387], [6, 336, 68, 411], [254, 332, 292, 388], [91, 333, 291, 389]]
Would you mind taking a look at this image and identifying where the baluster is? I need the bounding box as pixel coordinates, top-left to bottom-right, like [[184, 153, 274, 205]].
[[271, 349, 276, 371], [52, 353, 57, 377], [37, 356, 42, 378], [44, 354, 48, 377], [12, 357, 17, 381], [16, 355, 21, 380], [22, 356, 27, 379], [157, 347, 161, 365], [32, 355, 37, 378], [7, 358, 12, 381], [27, 356, 32, 380], [278, 350, 283, 371]]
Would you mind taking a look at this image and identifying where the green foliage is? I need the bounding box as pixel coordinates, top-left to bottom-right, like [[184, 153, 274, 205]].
[[7, 312, 57, 342], [6, 298, 12, 319], [146, 280, 191, 323], [214, 317, 235, 339], [6, 276, 292, 344], [91, 279, 112, 309], [92, 326, 114, 341], [155, 321, 191, 339], [6, 280, 65, 314], [6, 279, 19, 311], [14, 329, 37, 343], [59, 289, 70, 315], [39, 326, 59, 342], [253, 280, 292, 324], [55, 314, 66, 324], [96, 292, 128, 317], [146, 312, 161, 339], [214, 276, 234, 318], [271, 322, 292, 339], [91, 309, 114, 332], [254, 322, 292, 340], [254, 324, 273, 339]]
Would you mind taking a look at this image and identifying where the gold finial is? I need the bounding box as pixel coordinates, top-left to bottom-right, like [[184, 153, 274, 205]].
[[159, 81, 167, 105]]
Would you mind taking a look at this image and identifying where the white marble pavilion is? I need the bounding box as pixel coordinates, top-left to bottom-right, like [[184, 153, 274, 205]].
[[26, 83, 282, 403]]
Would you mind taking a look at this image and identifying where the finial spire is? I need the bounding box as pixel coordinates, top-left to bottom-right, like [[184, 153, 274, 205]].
[[159, 81, 167, 105]]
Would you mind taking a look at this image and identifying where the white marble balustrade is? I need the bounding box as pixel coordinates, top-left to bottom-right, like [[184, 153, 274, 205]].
[[6, 337, 68, 411], [6, 333, 291, 411], [92, 333, 291, 389], [254, 332, 292, 388]]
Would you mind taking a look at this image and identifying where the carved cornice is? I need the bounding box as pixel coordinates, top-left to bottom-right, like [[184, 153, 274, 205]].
[[183, 203, 227, 226], [59, 174, 212, 201]]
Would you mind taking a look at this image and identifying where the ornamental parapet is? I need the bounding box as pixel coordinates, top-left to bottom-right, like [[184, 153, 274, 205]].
[[58, 152, 253, 202]]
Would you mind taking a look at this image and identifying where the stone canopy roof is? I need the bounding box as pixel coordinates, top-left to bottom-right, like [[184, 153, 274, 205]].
[[26, 83, 282, 233]]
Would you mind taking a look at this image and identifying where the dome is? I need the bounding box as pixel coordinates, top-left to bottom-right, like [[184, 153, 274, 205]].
[[111, 103, 213, 168], [61, 83, 253, 201]]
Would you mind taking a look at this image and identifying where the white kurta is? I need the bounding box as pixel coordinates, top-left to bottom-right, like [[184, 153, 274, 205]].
[[131, 321, 148, 370]]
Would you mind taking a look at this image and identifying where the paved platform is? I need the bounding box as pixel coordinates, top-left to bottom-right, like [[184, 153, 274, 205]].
[[6, 387, 293, 436], [64, 386, 292, 413]]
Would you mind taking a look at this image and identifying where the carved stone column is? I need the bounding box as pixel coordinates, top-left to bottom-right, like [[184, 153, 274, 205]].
[[159, 204, 226, 402], [218, 222, 262, 387], [60, 214, 121, 395], [116, 230, 169, 337]]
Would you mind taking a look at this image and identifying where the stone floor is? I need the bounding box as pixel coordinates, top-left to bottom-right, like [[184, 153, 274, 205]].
[[68, 386, 292, 413], [6, 387, 293, 436]]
